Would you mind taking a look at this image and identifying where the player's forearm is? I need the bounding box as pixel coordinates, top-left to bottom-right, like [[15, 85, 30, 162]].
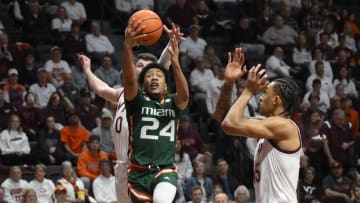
[[213, 80, 235, 122], [158, 41, 171, 69], [122, 43, 138, 99], [224, 88, 253, 125], [172, 61, 189, 109]]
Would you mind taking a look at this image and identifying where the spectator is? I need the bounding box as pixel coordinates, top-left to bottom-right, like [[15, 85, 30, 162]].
[[308, 48, 333, 81], [22, 0, 51, 46], [179, 24, 207, 71], [189, 185, 203, 203], [1, 166, 30, 203], [61, 0, 87, 24], [0, 114, 31, 165], [132, 0, 154, 10], [44, 46, 71, 88], [60, 113, 89, 164], [57, 161, 88, 203], [91, 110, 113, 153], [321, 109, 356, 171], [292, 33, 312, 81], [59, 73, 80, 106], [70, 57, 88, 91], [302, 79, 331, 113], [43, 91, 74, 126], [17, 92, 44, 143], [212, 159, 239, 201], [343, 22, 357, 53], [77, 135, 108, 190], [17, 52, 38, 88], [202, 45, 221, 69], [315, 21, 339, 48], [332, 49, 353, 80], [214, 193, 229, 203], [262, 14, 297, 46], [306, 61, 333, 98], [255, 5, 273, 35], [92, 159, 117, 203], [28, 68, 57, 108], [316, 32, 336, 62], [113, 0, 133, 32], [85, 21, 115, 65], [333, 66, 358, 99], [299, 166, 322, 203], [3, 68, 26, 108], [185, 160, 213, 202], [265, 46, 296, 80], [281, 5, 299, 32], [322, 161, 353, 203], [75, 88, 100, 132], [234, 185, 250, 203], [352, 184, 360, 203], [0, 89, 15, 131], [175, 139, 193, 203], [29, 164, 55, 203], [53, 185, 67, 203], [38, 116, 66, 165], [189, 57, 214, 117], [334, 34, 353, 60], [302, 3, 324, 41], [231, 16, 265, 59], [177, 115, 206, 161], [21, 188, 37, 203], [341, 96, 359, 133], [193, 0, 216, 37], [94, 55, 122, 87], [166, 0, 196, 31], [63, 22, 87, 64], [51, 6, 72, 45], [0, 33, 19, 70]]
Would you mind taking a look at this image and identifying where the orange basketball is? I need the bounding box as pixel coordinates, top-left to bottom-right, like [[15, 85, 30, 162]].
[[128, 10, 163, 46]]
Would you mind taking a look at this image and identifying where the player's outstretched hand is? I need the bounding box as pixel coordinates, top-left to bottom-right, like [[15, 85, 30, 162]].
[[246, 64, 269, 94], [78, 54, 91, 72], [164, 22, 185, 43], [224, 48, 247, 82], [167, 36, 179, 64], [124, 19, 146, 47]]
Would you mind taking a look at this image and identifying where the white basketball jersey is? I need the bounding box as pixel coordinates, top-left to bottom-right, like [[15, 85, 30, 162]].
[[253, 121, 301, 203], [112, 88, 129, 162]]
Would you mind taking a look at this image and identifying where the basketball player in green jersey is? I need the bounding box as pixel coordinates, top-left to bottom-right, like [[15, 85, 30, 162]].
[[122, 20, 189, 203]]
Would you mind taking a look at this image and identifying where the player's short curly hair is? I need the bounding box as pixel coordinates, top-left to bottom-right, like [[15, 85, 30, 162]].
[[273, 78, 300, 117], [138, 63, 170, 86]]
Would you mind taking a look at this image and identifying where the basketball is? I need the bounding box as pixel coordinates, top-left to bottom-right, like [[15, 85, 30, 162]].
[[128, 10, 163, 46]]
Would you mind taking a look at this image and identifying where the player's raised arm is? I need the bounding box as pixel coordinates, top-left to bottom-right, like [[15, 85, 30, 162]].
[[168, 34, 189, 110], [123, 21, 144, 101], [159, 23, 186, 69], [78, 55, 120, 104], [213, 48, 245, 122]]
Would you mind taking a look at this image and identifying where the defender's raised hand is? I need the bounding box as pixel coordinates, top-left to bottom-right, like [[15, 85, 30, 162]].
[[164, 22, 185, 43], [224, 48, 247, 83], [246, 64, 269, 94]]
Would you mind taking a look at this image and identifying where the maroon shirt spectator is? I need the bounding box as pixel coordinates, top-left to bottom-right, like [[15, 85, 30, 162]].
[[63, 22, 86, 64], [75, 89, 100, 131], [177, 115, 205, 161], [0, 89, 16, 131], [320, 109, 356, 171], [166, 0, 196, 30]]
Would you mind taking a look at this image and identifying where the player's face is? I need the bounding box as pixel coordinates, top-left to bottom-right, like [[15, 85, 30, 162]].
[[259, 82, 276, 116], [135, 59, 153, 75], [142, 68, 167, 99]]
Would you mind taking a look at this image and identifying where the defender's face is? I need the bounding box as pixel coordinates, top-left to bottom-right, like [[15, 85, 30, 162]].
[[135, 59, 153, 75], [259, 82, 275, 116], [142, 68, 167, 98]]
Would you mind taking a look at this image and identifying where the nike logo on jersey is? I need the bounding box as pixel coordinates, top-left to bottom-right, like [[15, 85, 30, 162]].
[[163, 176, 170, 180]]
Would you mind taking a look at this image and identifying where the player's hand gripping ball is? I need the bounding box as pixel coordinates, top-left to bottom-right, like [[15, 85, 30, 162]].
[[128, 10, 163, 46]]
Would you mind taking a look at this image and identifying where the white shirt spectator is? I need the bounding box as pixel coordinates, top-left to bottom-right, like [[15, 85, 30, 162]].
[[302, 90, 331, 112], [308, 60, 333, 81], [315, 30, 339, 48], [0, 129, 31, 155], [292, 47, 312, 64], [305, 75, 333, 97], [180, 36, 207, 60], [57, 177, 85, 200], [51, 18, 72, 32], [206, 77, 236, 114], [333, 79, 358, 98], [345, 35, 357, 53], [61, 1, 87, 21], [189, 68, 214, 93], [265, 55, 290, 79], [45, 59, 71, 87], [28, 82, 57, 108], [1, 178, 30, 203], [132, 0, 154, 10], [85, 33, 115, 54], [29, 178, 55, 203], [262, 25, 297, 45], [114, 0, 133, 12], [92, 174, 117, 203]]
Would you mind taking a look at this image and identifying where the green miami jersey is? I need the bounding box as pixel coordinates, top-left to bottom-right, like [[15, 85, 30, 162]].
[[125, 90, 180, 166]]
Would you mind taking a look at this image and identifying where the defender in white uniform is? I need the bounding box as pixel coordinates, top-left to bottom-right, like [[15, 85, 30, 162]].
[[214, 49, 301, 203], [79, 23, 184, 203]]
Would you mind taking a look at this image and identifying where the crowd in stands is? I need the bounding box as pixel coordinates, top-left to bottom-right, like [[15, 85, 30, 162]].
[[1, 0, 360, 202]]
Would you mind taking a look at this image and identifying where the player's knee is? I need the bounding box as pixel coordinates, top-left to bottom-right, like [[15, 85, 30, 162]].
[[153, 182, 176, 203]]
